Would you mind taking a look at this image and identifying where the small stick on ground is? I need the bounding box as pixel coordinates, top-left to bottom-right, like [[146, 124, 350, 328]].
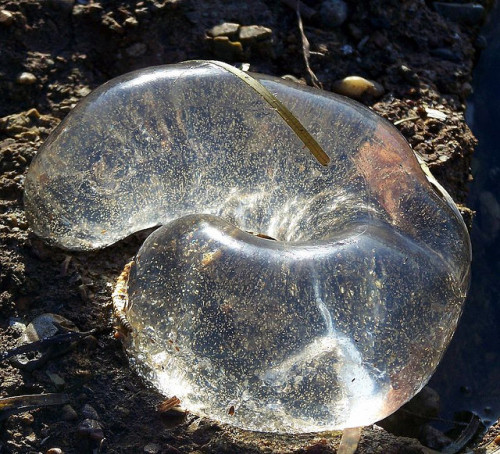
[[296, 1, 322, 89], [0, 393, 69, 421], [0, 328, 98, 362]]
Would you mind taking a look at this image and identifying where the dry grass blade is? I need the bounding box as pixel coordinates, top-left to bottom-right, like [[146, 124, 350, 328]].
[[208, 60, 330, 166]]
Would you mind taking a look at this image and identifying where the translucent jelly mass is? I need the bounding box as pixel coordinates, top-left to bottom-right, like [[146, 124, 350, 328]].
[[24, 61, 471, 432]]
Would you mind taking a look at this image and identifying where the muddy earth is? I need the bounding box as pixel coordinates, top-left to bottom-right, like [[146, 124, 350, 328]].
[[0, 0, 496, 452]]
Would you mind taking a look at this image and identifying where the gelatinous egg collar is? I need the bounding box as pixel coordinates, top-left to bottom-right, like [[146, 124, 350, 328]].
[[24, 61, 471, 433]]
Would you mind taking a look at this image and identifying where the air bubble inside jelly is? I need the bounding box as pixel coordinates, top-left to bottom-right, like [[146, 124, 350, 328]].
[[24, 61, 471, 432]]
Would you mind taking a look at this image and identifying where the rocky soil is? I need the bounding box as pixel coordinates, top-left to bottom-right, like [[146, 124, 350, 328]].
[[0, 0, 494, 452]]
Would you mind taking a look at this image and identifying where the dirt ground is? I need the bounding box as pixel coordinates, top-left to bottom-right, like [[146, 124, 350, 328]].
[[0, 0, 494, 452]]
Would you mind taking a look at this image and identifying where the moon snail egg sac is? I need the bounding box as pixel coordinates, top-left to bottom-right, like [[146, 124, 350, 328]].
[[24, 61, 471, 433]]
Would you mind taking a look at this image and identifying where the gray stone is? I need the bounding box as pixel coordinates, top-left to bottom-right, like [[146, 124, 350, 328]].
[[8, 318, 26, 336], [47, 372, 65, 389], [208, 22, 240, 38], [81, 404, 99, 420], [143, 443, 161, 454], [61, 404, 78, 421], [238, 25, 272, 42], [10, 313, 80, 370], [77, 419, 104, 442], [0, 10, 14, 26]]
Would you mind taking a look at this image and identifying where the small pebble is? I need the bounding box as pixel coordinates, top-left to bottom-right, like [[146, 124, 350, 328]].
[[135, 7, 149, 18], [47, 372, 65, 389], [340, 44, 354, 55], [144, 443, 161, 454], [0, 9, 14, 26], [61, 404, 78, 421], [76, 86, 91, 97], [8, 318, 26, 336], [81, 404, 99, 420], [399, 65, 419, 84], [208, 22, 239, 38], [27, 107, 41, 118], [332, 76, 384, 100], [495, 434, 500, 445], [238, 25, 272, 42], [461, 82, 472, 98], [46, 448, 63, 454], [124, 16, 138, 27], [211, 36, 243, 61], [6, 213, 18, 227], [318, 0, 348, 28], [78, 418, 104, 442], [20, 412, 34, 425], [10, 313, 80, 370], [16, 72, 37, 85], [102, 14, 123, 33]]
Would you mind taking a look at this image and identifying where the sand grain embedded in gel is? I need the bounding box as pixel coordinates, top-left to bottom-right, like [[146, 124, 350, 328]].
[[24, 61, 471, 432]]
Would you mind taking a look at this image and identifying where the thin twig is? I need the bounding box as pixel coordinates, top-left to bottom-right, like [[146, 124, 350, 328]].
[[296, 1, 322, 89], [0, 393, 69, 421], [393, 116, 420, 125], [0, 328, 98, 362]]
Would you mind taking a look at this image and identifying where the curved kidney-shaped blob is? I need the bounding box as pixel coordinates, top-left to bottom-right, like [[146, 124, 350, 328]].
[[24, 61, 471, 432]]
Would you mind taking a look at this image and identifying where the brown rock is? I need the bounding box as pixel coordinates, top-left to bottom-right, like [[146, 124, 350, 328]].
[[16, 72, 37, 85], [211, 36, 243, 61], [0, 9, 14, 26], [46, 448, 63, 454]]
